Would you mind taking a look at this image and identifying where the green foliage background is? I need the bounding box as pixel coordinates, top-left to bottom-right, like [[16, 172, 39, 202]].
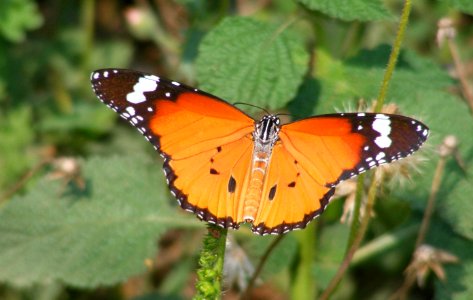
[[0, 0, 472, 299]]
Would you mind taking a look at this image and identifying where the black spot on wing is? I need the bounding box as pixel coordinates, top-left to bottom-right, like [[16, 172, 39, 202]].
[[269, 184, 277, 200], [228, 176, 236, 193]]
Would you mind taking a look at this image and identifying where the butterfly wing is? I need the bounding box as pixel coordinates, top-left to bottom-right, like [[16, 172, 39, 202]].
[[252, 113, 429, 235], [91, 69, 255, 228]]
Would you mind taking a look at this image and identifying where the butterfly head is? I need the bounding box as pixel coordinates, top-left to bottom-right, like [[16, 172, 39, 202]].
[[254, 115, 281, 146]]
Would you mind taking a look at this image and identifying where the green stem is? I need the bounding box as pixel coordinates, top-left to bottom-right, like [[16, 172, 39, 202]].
[[375, 0, 412, 111], [81, 0, 94, 75], [322, 1, 413, 297], [243, 234, 285, 298], [346, 173, 365, 251], [194, 225, 227, 300], [352, 223, 419, 266], [320, 172, 382, 300], [291, 222, 317, 300]]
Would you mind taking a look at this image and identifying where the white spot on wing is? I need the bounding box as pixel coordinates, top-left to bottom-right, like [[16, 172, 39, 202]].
[[145, 75, 160, 82], [372, 115, 392, 148], [126, 106, 136, 116], [375, 136, 392, 148], [422, 129, 428, 137], [126, 77, 158, 104], [376, 152, 386, 161]]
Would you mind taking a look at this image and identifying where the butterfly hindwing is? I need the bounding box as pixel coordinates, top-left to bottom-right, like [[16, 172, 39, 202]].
[[91, 69, 255, 228], [252, 143, 335, 235]]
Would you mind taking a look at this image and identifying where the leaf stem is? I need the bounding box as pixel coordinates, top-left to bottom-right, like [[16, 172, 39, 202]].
[[446, 31, 473, 114], [414, 157, 445, 249], [375, 0, 412, 111], [345, 173, 365, 251], [241, 234, 286, 299], [320, 1, 413, 297], [194, 225, 227, 300], [319, 172, 383, 300], [392, 137, 451, 299], [291, 223, 317, 300], [81, 0, 94, 74]]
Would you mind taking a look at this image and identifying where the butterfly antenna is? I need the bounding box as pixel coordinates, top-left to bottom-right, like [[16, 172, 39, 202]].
[[233, 102, 271, 115], [275, 113, 291, 117]]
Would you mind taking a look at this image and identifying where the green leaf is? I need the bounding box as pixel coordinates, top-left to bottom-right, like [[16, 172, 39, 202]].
[[308, 45, 452, 115], [402, 90, 473, 240], [427, 221, 473, 299], [0, 155, 200, 287], [196, 17, 309, 110], [244, 234, 297, 279], [0, 0, 43, 42], [313, 223, 349, 289], [440, 0, 473, 14], [298, 0, 394, 21]]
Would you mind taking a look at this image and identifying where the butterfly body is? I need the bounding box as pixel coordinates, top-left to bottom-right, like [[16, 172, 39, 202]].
[[91, 69, 429, 235], [244, 115, 281, 222]]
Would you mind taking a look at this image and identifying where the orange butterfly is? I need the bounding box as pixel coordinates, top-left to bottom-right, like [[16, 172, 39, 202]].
[[91, 69, 429, 235]]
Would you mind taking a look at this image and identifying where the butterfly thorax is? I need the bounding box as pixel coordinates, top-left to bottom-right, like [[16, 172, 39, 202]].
[[243, 115, 281, 223]]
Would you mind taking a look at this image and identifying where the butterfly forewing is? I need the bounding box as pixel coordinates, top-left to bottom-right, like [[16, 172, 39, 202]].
[[91, 69, 255, 229], [281, 113, 428, 185]]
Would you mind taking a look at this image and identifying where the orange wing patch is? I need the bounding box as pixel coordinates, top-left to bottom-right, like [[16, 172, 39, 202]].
[[252, 142, 334, 235], [280, 117, 366, 186], [250, 117, 367, 234], [164, 137, 253, 228], [150, 92, 255, 228], [151, 93, 254, 159]]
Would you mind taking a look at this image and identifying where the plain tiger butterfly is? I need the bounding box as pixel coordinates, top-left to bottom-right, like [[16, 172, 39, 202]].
[[91, 69, 429, 235]]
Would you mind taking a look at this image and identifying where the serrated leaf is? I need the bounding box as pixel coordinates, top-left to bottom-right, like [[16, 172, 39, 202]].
[[397, 90, 473, 240], [0, 0, 43, 42], [441, 0, 473, 15], [196, 17, 309, 110], [298, 0, 394, 21], [0, 155, 200, 287]]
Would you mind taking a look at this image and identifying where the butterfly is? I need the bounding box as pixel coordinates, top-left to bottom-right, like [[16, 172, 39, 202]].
[[91, 69, 429, 235]]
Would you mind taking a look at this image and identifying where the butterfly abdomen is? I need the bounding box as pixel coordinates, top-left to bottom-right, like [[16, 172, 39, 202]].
[[243, 151, 272, 222], [242, 115, 281, 223]]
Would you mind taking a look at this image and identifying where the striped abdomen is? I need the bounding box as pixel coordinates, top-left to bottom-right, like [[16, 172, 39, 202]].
[[243, 150, 272, 222]]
